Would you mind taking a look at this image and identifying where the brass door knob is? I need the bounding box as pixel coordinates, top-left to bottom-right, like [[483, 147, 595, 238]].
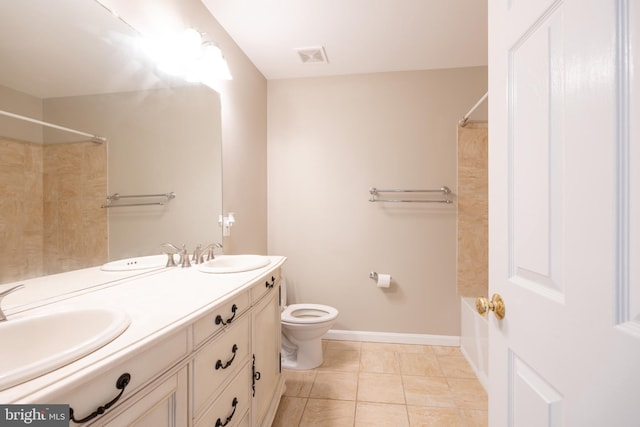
[[476, 294, 505, 319]]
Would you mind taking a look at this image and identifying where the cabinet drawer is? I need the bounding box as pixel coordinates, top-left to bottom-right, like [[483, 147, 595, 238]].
[[103, 366, 188, 427], [56, 329, 188, 424], [193, 291, 250, 346], [250, 269, 281, 304], [193, 314, 250, 417], [195, 363, 251, 427]]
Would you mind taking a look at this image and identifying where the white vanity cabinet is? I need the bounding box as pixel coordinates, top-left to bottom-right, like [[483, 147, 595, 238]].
[[193, 270, 284, 427], [56, 329, 190, 426], [192, 313, 251, 424], [3, 259, 286, 427], [251, 275, 283, 427], [102, 366, 189, 427]]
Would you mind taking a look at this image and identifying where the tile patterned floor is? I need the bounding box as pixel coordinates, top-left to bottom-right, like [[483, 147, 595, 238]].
[[272, 340, 488, 427]]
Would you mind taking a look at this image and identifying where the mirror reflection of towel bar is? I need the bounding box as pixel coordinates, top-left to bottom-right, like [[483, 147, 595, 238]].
[[106, 192, 175, 201], [101, 202, 165, 208], [370, 199, 453, 204], [101, 192, 175, 208], [368, 187, 453, 203]]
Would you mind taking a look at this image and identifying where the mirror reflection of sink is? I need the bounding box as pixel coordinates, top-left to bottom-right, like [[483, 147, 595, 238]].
[[198, 255, 271, 274], [101, 254, 167, 271], [0, 308, 130, 391]]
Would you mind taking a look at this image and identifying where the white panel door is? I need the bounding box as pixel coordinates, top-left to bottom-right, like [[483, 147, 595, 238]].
[[488, 0, 640, 426]]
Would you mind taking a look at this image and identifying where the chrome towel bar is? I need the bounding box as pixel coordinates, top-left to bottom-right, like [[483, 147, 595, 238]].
[[106, 192, 176, 201], [369, 187, 453, 204], [101, 192, 175, 208], [101, 202, 166, 208]]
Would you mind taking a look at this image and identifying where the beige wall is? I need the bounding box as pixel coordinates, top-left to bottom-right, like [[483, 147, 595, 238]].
[[43, 87, 221, 260], [106, 0, 269, 255], [0, 86, 43, 143], [268, 67, 488, 336]]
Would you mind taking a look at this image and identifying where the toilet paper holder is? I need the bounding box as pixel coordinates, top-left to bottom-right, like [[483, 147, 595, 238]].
[[369, 272, 391, 281], [369, 271, 391, 288]]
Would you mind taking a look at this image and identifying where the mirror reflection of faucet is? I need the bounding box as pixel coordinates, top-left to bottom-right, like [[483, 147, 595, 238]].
[[161, 242, 223, 267], [0, 284, 25, 321], [193, 243, 223, 264], [160, 242, 181, 267], [160, 243, 190, 267], [178, 245, 191, 268]]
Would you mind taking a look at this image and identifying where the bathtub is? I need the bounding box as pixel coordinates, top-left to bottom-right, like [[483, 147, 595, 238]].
[[460, 297, 488, 391]]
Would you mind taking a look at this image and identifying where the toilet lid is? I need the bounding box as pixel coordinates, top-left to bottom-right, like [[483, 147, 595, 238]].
[[281, 303, 339, 324]]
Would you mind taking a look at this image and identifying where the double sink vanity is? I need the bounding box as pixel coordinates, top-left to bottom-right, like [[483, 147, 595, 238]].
[[0, 254, 286, 427]]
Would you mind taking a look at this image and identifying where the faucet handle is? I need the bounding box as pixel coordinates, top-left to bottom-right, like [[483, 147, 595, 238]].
[[164, 253, 177, 267], [160, 242, 181, 267], [160, 242, 181, 253], [192, 244, 203, 264], [207, 243, 223, 261], [0, 284, 25, 321], [179, 245, 191, 268], [199, 243, 223, 263]]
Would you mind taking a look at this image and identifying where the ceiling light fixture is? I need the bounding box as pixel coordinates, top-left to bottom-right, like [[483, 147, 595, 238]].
[[140, 28, 232, 89]]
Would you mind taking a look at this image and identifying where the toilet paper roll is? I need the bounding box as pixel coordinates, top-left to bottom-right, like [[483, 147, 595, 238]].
[[376, 273, 391, 288]]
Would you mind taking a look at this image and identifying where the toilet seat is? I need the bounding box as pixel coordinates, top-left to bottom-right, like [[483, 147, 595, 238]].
[[281, 304, 338, 324]]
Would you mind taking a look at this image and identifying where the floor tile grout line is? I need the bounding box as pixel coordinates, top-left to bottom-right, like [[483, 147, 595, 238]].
[[398, 358, 411, 426], [353, 345, 361, 426], [278, 341, 487, 426]]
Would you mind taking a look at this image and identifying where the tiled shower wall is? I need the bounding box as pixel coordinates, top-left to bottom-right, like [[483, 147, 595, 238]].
[[0, 137, 107, 284], [456, 123, 488, 297], [42, 140, 107, 275], [0, 137, 44, 283]]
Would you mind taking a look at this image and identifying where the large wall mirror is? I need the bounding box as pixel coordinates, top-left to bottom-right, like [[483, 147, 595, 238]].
[[0, 0, 223, 285]]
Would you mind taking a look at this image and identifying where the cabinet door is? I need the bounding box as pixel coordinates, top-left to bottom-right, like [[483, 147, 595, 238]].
[[102, 366, 188, 427], [251, 284, 281, 426]]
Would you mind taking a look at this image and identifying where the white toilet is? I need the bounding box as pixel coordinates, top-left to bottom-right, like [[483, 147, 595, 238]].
[[280, 281, 339, 370]]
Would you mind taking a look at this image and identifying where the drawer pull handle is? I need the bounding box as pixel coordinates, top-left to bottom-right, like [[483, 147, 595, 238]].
[[69, 373, 131, 424], [265, 276, 276, 289], [215, 304, 238, 326], [215, 397, 238, 427], [215, 344, 239, 370], [252, 354, 261, 397]]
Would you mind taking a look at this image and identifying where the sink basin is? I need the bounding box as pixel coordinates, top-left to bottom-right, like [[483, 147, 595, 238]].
[[0, 308, 130, 390], [101, 254, 167, 271], [198, 255, 271, 273]]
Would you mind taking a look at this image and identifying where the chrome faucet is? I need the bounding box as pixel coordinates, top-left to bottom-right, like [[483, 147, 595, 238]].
[[0, 284, 25, 321], [160, 242, 181, 267], [193, 243, 223, 264], [160, 242, 192, 267]]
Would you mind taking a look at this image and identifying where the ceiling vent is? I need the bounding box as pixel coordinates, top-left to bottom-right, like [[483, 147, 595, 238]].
[[295, 46, 329, 64]]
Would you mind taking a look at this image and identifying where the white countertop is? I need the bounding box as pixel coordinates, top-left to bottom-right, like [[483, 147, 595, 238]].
[[0, 256, 286, 403]]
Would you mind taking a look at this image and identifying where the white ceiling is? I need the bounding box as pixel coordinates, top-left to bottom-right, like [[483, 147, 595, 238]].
[[201, 0, 488, 80], [0, 0, 487, 98]]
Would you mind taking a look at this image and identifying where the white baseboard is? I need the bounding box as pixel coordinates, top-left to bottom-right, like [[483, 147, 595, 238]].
[[324, 329, 461, 347]]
